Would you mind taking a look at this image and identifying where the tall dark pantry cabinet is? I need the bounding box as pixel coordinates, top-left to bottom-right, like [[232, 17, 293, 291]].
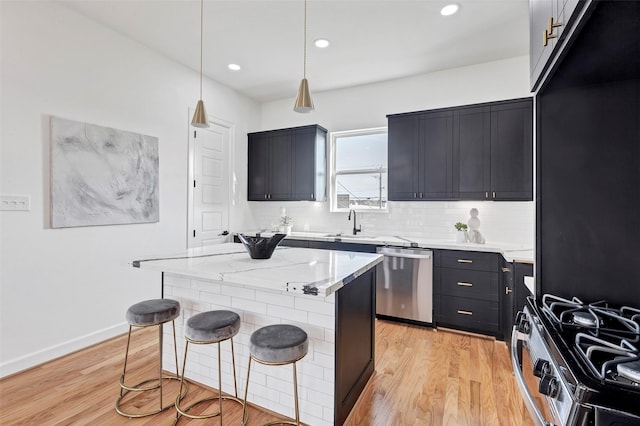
[[535, 0, 640, 306]]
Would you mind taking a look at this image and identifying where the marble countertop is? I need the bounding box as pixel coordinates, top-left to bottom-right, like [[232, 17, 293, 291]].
[[133, 243, 382, 298], [239, 231, 534, 263]]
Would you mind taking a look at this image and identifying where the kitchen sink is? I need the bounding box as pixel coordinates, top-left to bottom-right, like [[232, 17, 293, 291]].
[[324, 233, 377, 239]]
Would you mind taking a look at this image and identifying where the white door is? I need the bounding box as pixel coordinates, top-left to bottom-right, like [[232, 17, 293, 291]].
[[188, 117, 232, 248]]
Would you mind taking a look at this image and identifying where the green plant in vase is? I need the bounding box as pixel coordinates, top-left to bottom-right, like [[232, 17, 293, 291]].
[[454, 222, 468, 243], [279, 215, 293, 234]]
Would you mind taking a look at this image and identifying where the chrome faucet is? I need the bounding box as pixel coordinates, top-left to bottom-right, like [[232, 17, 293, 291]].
[[348, 209, 362, 235]]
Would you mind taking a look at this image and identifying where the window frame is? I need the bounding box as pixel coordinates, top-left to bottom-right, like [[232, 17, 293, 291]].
[[329, 127, 388, 213]]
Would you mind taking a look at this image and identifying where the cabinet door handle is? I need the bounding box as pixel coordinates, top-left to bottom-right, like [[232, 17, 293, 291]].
[[311, 193, 314, 199], [543, 28, 558, 46], [457, 310, 473, 316], [547, 17, 562, 34], [501, 267, 511, 273], [492, 191, 496, 198], [457, 259, 473, 264], [505, 286, 513, 295], [264, 194, 268, 199], [413, 192, 417, 198], [485, 191, 488, 199], [457, 282, 473, 287]]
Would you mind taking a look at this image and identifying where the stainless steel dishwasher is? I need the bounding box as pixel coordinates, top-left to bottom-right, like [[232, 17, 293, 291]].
[[376, 247, 433, 324]]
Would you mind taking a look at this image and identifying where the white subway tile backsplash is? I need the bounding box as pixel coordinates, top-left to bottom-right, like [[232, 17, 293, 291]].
[[245, 201, 534, 246]]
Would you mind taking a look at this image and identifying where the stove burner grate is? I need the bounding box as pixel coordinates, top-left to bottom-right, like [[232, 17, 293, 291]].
[[542, 294, 640, 341], [575, 332, 639, 385]]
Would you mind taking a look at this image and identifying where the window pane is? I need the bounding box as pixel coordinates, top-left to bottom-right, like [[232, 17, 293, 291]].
[[335, 133, 387, 171], [336, 172, 387, 209]]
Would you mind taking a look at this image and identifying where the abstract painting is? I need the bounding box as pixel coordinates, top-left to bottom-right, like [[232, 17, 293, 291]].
[[50, 116, 159, 228]]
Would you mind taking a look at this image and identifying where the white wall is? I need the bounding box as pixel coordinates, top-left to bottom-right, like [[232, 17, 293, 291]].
[[0, 1, 259, 376], [244, 56, 535, 245]]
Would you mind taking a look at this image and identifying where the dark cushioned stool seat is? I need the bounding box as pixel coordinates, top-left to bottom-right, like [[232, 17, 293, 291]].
[[125, 299, 180, 326], [185, 310, 241, 342], [250, 324, 309, 364]]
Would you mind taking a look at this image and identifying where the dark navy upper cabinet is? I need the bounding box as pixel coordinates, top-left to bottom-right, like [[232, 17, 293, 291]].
[[387, 111, 453, 201], [490, 99, 533, 201], [453, 105, 491, 200], [387, 114, 419, 201], [388, 98, 533, 201], [247, 125, 327, 201]]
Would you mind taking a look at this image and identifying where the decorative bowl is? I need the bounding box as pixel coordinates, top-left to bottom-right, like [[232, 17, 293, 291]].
[[237, 233, 287, 259]]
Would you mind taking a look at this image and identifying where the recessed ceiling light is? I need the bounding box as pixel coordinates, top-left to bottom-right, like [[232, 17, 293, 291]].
[[440, 4, 460, 16], [314, 38, 330, 48], [228, 63, 241, 71]]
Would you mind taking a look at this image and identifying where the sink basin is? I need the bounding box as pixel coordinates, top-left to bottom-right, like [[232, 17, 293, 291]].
[[324, 233, 377, 239]]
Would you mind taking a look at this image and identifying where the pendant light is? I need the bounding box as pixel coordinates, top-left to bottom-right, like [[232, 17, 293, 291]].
[[293, 0, 314, 113], [191, 0, 209, 128]]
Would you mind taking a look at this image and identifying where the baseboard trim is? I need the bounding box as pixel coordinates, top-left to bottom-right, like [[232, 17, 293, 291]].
[[0, 322, 129, 379]]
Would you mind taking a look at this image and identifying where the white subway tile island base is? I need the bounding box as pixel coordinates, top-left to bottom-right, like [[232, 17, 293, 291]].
[[133, 243, 382, 426]]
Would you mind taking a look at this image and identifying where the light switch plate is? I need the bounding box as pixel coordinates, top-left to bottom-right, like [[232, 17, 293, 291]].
[[1, 195, 31, 211]]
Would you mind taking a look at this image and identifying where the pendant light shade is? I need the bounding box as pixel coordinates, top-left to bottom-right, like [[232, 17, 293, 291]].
[[192, 100, 208, 128], [294, 78, 314, 113], [293, 0, 314, 113], [191, 0, 209, 128]]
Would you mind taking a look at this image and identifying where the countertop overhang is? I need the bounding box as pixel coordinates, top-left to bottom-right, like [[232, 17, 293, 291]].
[[133, 243, 383, 297]]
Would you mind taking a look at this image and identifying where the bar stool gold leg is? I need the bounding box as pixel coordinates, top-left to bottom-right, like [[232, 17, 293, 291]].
[[241, 357, 252, 426], [119, 325, 133, 398], [293, 362, 300, 425], [175, 335, 245, 424], [115, 320, 187, 418]]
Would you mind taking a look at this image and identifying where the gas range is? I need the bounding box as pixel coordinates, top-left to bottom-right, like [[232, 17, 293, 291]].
[[511, 295, 640, 426]]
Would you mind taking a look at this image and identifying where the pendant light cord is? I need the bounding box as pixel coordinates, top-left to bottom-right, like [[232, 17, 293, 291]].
[[303, 0, 307, 79], [199, 0, 204, 99]]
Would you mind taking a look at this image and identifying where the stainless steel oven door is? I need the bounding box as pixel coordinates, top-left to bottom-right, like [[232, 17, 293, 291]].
[[511, 329, 558, 426], [511, 310, 577, 426]]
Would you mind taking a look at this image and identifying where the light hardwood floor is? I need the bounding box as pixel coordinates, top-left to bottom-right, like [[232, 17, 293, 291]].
[[0, 320, 533, 425]]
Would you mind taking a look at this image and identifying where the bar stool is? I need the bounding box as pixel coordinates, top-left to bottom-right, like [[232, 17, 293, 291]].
[[175, 310, 244, 425], [115, 298, 187, 418], [242, 324, 309, 426]]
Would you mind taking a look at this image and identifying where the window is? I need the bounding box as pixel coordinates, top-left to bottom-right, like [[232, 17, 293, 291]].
[[330, 127, 388, 211]]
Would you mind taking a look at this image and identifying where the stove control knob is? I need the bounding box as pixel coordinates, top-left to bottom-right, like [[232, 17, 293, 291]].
[[539, 374, 559, 398], [515, 312, 531, 334], [533, 359, 551, 378]]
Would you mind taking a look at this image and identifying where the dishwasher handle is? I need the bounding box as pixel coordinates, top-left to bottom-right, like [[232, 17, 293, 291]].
[[377, 247, 432, 260]]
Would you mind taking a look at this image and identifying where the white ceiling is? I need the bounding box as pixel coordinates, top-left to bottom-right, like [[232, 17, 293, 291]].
[[60, 0, 530, 103]]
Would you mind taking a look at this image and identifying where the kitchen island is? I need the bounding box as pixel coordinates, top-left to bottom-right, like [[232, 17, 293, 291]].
[[133, 243, 382, 426]]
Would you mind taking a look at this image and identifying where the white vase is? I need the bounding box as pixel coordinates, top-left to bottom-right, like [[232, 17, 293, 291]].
[[279, 225, 292, 235], [456, 230, 467, 243]]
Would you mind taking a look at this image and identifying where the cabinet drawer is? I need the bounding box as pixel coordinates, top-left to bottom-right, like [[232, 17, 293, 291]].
[[439, 268, 498, 301], [440, 250, 498, 271], [436, 295, 499, 332]]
